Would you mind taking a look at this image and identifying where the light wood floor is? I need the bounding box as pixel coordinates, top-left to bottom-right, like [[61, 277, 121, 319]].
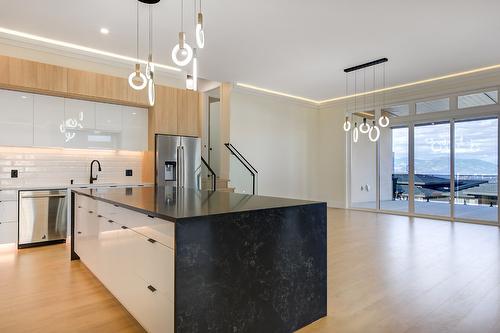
[[1, 209, 500, 333]]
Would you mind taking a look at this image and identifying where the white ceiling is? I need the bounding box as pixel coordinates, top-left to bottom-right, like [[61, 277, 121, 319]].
[[1, 0, 500, 100]]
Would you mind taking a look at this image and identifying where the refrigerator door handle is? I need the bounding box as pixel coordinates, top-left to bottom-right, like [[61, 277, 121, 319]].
[[181, 146, 185, 188], [176, 146, 181, 187]]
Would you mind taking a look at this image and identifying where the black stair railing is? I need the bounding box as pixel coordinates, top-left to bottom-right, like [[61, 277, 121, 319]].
[[201, 156, 217, 191], [224, 143, 258, 195]]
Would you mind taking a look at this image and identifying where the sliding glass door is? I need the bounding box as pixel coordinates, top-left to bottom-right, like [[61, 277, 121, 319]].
[[413, 122, 451, 217], [380, 127, 409, 212], [454, 118, 498, 222]]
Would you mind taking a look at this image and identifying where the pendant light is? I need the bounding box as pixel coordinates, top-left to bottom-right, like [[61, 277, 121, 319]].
[[192, 48, 198, 91], [195, 0, 205, 48], [343, 73, 351, 132], [378, 63, 390, 128], [146, 6, 155, 106], [172, 0, 193, 67], [353, 123, 359, 143], [128, 2, 147, 90], [369, 120, 380, 142], [359, 118, 370, 134], [343, 116, 351, 132]]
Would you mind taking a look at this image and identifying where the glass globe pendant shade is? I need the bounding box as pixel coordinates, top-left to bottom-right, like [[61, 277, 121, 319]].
[[353, 123, 359, 143], [369, 122, 381, 142], [359, 118, 370, 134], [343, 116, 351, 132], [195, 13, 205, 49], [378, 115, 390, 128], [128, 64, 147, 90], [172, 32, 193, 67]]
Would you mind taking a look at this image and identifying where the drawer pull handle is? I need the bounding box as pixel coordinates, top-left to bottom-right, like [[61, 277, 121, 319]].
[[108, 220, 114, 223], [114, 204, 119, 208], [77, 231, 82, 234], [147, 214, 155, 219], [121, 226, 128, 229], [147, 238, 156, 244], [88, 210, 94, 214], [97, 214, 103, 218], [78, 206, 82, 208], [147, 285, 157, 293]]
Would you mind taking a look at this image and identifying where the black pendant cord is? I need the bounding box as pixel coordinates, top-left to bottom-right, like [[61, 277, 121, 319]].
[[136, 2, 140, 60], [181, 0, 184, 32], [149, 5, 153, 57]]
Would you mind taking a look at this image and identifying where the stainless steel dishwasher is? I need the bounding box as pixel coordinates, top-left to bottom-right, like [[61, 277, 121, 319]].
[[18, 189, 67, 248]]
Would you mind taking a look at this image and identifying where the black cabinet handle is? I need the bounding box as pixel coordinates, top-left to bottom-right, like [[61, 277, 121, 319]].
[[88, 210, 94, 214], [97, 214, 103, 218], [121, 226, 128, 229], [77, 231, 82, 234], [147, 214, 155, 219], [114, 204, 119, 208], [108, 219, 114, 223], [147, 238, 156, 244], [78, 206, 82, 208], [147, 285, 157, 293]]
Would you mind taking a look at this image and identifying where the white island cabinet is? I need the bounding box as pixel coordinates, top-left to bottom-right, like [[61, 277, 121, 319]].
[[74, 193, 174, 333]]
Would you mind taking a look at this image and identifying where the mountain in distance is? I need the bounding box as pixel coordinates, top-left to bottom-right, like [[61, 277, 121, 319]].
[[393, 157, 497, 175]]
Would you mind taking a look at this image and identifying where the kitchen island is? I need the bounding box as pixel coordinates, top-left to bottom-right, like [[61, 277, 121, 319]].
[[71, 186, 327, 333]]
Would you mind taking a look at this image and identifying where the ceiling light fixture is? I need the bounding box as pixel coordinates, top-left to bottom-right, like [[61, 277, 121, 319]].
[[100, 28, 110, 35], [192, 48, 198, 91], [369, 121, 380, 142], [0, 27, 180, 72], [172, 0, 193, 67]]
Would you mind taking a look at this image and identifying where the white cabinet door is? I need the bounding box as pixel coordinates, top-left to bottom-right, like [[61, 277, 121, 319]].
[[121, 106, 148, 151], [0, 222, 17, 244], [34, 95, 65, 147], [96, 102, 122, 132], [0, 201, 17, 222], [64, 99, 95, 130], [0, 90, 34, 147]]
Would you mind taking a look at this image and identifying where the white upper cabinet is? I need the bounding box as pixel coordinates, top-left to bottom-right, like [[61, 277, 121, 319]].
[[64, 99, 96, 130], [121, 106, 148, 151], [0, 88, 147, 151], [34, 95, 66, 148], [96, 102, 123, 132], [0, 90, 34, 147]]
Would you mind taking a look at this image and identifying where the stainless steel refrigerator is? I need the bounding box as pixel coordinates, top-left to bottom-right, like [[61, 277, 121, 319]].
[[155, 134, 201, 189]]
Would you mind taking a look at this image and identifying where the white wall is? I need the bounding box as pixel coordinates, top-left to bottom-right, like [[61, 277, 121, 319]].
[[230, 90, 321, 201]]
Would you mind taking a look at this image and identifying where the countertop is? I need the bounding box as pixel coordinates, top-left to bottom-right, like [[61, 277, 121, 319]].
[[0, 183, 153, 191], [72, 186, 323, 221]]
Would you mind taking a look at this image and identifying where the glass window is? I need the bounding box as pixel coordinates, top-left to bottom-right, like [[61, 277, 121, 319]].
[[458, 91, 498, 109], [380, 127, 409, 212], [454, 118, 498, 222], [416, 98, 450, 114], [382, 105, 410, 117], [414, 122, 451, 217]]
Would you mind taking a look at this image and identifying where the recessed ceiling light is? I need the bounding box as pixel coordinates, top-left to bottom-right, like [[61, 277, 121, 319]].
[[100, 28, 110, 35]]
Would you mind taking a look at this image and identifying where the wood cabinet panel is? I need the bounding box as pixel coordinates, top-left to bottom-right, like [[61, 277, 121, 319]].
[[8, 57, 67, 92], [67, 69, 97, 97], [0, 55, 9, 86], [153, 85, 178, 135], [95, 74, 128, 102], [177, 89, 200, 137]]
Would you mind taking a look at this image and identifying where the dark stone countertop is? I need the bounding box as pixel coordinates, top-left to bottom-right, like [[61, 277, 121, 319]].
[[72, 186, 324, 222]]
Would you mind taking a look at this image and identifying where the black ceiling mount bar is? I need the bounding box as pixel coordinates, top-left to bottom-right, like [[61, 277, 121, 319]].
[[344, 58, 388, 73], [201, 156, 217, 191]]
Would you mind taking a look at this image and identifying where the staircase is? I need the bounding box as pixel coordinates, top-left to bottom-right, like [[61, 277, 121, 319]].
[[201, 177, 235, 192]]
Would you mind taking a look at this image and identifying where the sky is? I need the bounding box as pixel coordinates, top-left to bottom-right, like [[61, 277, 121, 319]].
[[392, 118, 498, 175]]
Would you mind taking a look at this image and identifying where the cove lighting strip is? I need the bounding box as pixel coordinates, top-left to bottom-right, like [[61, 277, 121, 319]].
[[0, 27, 181, 72], [237, 63, 500, 105]]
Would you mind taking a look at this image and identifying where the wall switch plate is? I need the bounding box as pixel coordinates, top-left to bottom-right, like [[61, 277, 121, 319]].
[[11, 170, 18, 178], [125, 169, 133, 177]]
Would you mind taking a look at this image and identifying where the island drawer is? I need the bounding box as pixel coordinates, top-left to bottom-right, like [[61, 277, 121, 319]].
[[75, 194, 97, 211], [0, 221, 17, 244]]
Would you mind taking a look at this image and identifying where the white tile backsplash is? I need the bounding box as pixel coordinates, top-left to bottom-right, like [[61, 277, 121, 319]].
[[0, 146, 144, 188]]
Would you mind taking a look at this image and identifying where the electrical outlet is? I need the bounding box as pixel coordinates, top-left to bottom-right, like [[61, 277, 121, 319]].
[[11, 170, 18, 178], [125, 169, 133, 177]]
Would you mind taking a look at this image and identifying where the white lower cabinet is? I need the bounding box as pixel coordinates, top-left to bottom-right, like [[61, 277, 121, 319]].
[[75, 194, 174, 333], [0, 200, 17, 222], [0, 222, 17, 244]]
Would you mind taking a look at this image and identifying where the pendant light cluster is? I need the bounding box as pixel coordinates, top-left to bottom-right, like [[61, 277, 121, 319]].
[[342, 58, 390, 143], [128, 1, 157, 106], [127, 0, 207, 106], [171, 0, 205, 91]]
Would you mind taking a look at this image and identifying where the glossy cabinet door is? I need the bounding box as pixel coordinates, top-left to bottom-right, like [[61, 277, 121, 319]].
[[121, 106, 148, 151], [0, 90, 34, 147], [0, 222, 17, 244], [96, 102, 122, 132], [64, 98, 96, 130], [34, 94, 66, 148]]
